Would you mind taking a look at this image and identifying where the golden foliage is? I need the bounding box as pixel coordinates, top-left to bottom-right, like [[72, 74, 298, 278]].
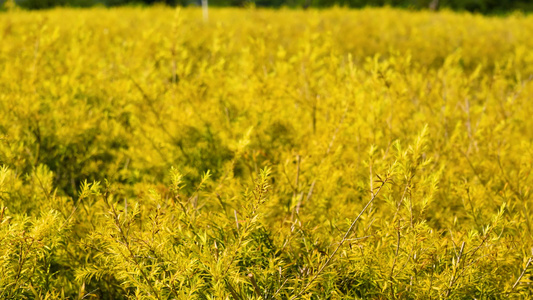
[[1, 6, 533, 299]]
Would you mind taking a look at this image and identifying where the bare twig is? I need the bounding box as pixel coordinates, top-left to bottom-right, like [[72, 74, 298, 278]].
[[225, 279, 242, 300], [291, 155, 301, 222], [248, 273, 263, 299], [102, 190, 162, 300], [289, 179, 389, 299], [272, 278, 289, 299], [300, 180, 316, 215], [512, 257, 532, 291], [390, 224, 402, 283], [326, 105, 349, 156], [445, 241, 466, 297], [234, 209, 240, 231]]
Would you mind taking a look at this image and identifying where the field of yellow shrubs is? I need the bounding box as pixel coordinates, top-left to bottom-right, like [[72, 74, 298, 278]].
[[1, 6, 533, 299]]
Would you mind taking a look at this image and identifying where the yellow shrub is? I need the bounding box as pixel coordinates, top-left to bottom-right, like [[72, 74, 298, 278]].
[[1, 6, 533, 299]]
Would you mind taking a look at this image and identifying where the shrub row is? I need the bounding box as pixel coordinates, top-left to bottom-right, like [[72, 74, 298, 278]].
[[1, 7, 533, 298]]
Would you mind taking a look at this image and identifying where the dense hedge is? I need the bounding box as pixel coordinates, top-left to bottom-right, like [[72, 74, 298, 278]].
[[1, 7, 533, 299]]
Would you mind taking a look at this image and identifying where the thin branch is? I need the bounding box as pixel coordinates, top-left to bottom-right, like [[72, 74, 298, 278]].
[[512, 257, 532, 291], [289, 179, 388, 299], [445, 241, 466, 297], [225, 279, 243, 300], [291, 155, 301, 222], [248, 273, 263, 299], [102, 190, 162, 300]]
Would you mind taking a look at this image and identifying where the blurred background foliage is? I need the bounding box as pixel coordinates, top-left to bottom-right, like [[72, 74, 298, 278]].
[[1, 0, 533, 13]]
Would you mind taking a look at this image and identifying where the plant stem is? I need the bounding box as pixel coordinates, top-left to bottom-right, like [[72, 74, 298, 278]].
[[290, 179, 388, 299]]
